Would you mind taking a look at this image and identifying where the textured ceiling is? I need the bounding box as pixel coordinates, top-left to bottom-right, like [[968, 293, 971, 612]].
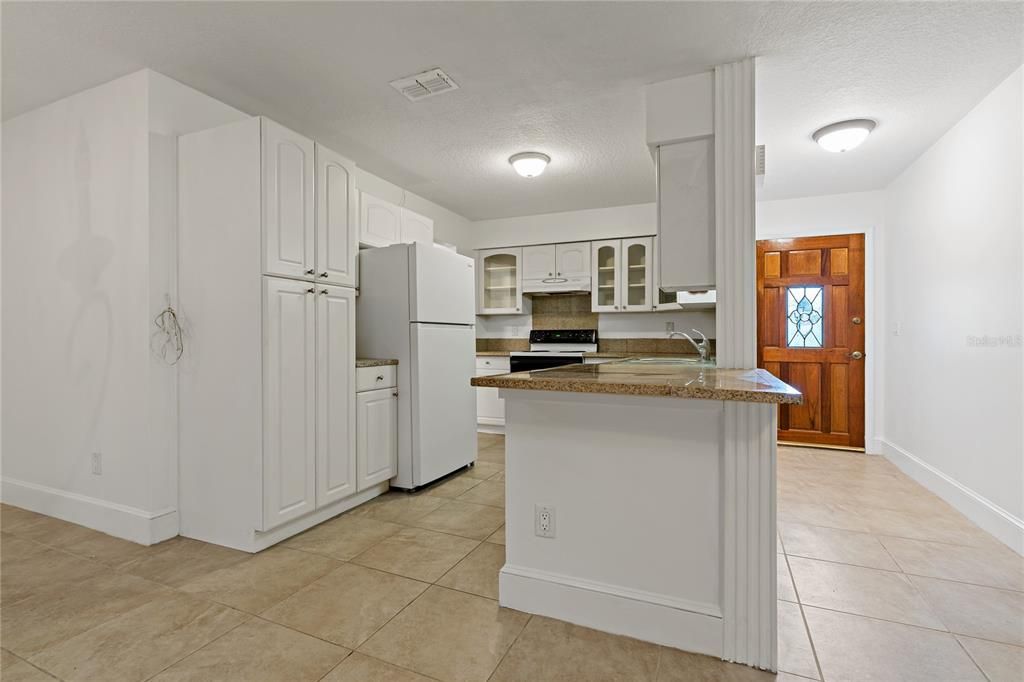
[[3, 2, 1021, 219]]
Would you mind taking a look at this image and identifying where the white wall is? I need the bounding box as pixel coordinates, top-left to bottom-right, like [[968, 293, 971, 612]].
[[471, 203, 656, 250], [882, 66, 1023, 553], [1, 71, 246, 543], [756, 190, 885, 453]]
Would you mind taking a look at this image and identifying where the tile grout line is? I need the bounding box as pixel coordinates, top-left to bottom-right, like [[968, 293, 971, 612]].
[[783, 549, 827, 681], [951, 635, 995, 682], [484, 612, 533, 682]]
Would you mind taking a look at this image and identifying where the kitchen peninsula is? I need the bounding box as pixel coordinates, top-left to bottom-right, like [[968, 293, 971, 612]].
[[472, 360, 800, 668]]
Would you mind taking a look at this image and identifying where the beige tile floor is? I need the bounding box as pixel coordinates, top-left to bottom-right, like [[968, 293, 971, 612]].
[[1, 436, 1021, 681]]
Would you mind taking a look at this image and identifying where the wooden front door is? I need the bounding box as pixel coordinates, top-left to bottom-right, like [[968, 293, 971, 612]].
[[757, 234, 866, 449]]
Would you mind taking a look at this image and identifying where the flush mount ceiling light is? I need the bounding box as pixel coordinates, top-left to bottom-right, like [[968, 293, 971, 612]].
[[813, 119, 876, 153], [509, 152, 550, 178]]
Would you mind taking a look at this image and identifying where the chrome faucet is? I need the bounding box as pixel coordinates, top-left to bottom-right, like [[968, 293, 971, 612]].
[[669, 329, 710, 363]]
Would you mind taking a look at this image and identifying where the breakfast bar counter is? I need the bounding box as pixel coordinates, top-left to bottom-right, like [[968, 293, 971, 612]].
[[477, 359, 799, 671]]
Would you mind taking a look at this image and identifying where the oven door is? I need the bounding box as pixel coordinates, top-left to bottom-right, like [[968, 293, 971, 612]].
[[510, 353, 584, 373]]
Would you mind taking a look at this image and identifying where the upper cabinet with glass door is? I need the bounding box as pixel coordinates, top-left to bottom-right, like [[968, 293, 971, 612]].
[[591, 240, 621, 312], [622, 237, 652, 311], [477, 247, 526, 315]]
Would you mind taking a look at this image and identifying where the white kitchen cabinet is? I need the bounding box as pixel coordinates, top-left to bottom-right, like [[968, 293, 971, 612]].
[[179, 117, 375, 554], [657, 139, 715, 292], [359, 193, 402, 247], [356, 387, 398, 492], [622, 237, 653, 311], [556, 242, 591, 278], [522, 244, 557, 280], [316, 285, 357, 506], [262, 277, 317, 530], [400, 207, 434, 244], [592, 238, 653, 312], [476, 356, 509, 432], [591, 240, 622, 312], [315, 145, 358, 287], [263, 118, 315, 280], [477, 248, 526, 314]]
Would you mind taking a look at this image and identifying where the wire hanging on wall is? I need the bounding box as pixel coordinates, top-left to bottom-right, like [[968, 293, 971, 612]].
[[152, 299, 184, 366]]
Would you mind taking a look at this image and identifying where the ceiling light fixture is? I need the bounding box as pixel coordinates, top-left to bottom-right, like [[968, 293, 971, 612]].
[[509, 152, 550, 178], [812, 119, 876, 153]]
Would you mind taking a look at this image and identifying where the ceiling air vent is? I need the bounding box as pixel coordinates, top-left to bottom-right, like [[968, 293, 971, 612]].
[[389, 68, 459, 102]]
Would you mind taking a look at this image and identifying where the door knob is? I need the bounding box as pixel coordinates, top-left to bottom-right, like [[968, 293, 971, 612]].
[[852, 316, 863, 325], [849, 351, 864, 360]]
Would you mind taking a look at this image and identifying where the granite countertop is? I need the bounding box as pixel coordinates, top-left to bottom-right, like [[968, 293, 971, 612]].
[[356, 358, 398, 368], [470, 361, 802, 404]]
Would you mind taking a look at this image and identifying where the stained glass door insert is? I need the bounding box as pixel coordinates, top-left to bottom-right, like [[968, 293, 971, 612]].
[[786, 285, 824, 348]]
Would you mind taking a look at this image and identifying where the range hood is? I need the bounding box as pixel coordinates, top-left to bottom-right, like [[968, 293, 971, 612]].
[[523, 276, 592, 295]]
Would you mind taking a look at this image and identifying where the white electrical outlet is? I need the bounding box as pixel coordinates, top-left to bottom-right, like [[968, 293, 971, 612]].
[[666, 321, 675, 332], [91, 452, 102, 476], [535, 504, 556, 538]]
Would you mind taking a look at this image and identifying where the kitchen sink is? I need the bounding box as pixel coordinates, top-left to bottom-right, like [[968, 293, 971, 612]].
[[620, 357, 716, 367]]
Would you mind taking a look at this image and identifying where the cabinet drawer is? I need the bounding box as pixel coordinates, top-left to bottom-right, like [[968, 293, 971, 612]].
[[475, 356, 510, 372], [356, 365, 397, 391]]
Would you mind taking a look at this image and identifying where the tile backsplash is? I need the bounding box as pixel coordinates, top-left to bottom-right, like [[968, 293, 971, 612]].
[[529, 294, 597, 331], [475, 335, 716, 356]]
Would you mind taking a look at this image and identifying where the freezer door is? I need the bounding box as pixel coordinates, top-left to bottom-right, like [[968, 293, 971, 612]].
[[409, 323, 478, 486], [409, 242, 476, 325]]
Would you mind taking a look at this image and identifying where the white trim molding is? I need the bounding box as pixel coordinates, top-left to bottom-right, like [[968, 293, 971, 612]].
[[881, 439, 1024, 556], [500, 564, 724, 657], [1, 477, 178, 545], [713, 58, 757, 370], [721, 401, 778, 671]]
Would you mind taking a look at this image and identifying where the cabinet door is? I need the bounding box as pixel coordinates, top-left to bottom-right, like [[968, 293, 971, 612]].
[[316, 284, 357, 507], [556, 242, 591, 278], [400, 208, 434, 244], [657, 139, 714, 291], [359, 193, 401, 247], [521, 244, 557, 280], [477, 248, 523, 314], [591, 240, 621, 312], [622, 237, 653, 311], [262, 277, 317, 530], [263, 118, 315, 280], [315, 145, 357, 287], [475, 370, 506, 426], [357, 388, 398, 492]]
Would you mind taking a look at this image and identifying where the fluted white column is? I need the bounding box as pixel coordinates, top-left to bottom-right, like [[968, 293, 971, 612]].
[[713, 58, 757, 370]]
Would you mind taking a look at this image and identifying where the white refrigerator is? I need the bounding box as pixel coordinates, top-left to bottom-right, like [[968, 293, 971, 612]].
[[356, 242, 478, 489]]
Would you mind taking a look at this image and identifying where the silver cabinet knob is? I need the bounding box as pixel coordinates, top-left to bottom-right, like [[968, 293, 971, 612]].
[[849, 351, 865, 360], [306, 287, 315, 294], [392, 391, 399, 397], [319, 289, 328, 295], [305, 268, 315, 276], [319, 272, 328, 278]]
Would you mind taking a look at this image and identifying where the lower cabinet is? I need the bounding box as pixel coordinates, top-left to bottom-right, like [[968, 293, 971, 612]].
[[356, 387, 399, 491], [476, 356, 509, 431]]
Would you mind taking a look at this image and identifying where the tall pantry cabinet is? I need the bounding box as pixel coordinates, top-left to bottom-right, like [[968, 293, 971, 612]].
[[178, 117, 372, 552]]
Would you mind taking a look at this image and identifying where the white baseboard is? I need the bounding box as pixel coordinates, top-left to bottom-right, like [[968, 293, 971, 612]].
[[499, 564, 723, 657], [477, 422, 505, 435], [880, 439, 1024, 555], [1, 477, 178, 545]]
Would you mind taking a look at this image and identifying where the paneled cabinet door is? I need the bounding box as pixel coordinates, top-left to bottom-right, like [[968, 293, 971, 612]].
[[359, 193, 401, 247], [315, 145, 357, 287], [622, 237, 653, 311], [521, 244, 557, 280], [316, 284, 357, 507], [591, 240, 621, 312], [400, 208, 434, 244], [556, 242, 591, 278], [263, 118, 315, 280], [357, 388, 398, 492], [262, 277, 317, 530], [477, 248, 523, 314], [475, 370, 506, 426]]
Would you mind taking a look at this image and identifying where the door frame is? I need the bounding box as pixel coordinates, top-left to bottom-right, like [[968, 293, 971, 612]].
[[756, 225, 879, 453]]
